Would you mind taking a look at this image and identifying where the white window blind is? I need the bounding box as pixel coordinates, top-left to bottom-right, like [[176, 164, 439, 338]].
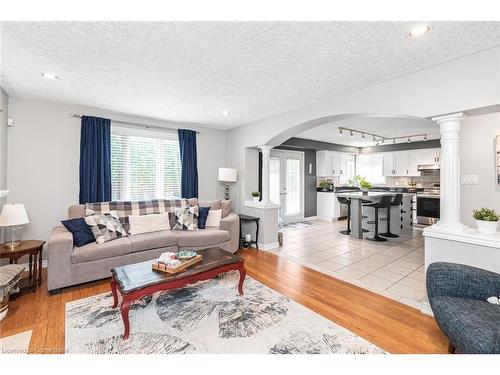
[[110, 128, 182, 201]]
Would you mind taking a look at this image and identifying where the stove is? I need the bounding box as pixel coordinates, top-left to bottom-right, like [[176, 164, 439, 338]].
[[416, 184, 440, 225]]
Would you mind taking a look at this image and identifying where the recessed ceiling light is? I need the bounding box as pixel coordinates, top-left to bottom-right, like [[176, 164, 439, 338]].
[[406, 24, 432, 39], [221, 110, 229, 117], [41, 72, 59, 80]]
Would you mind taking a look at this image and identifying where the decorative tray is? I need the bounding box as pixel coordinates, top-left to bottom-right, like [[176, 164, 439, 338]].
[[152, 254, 202, 275]]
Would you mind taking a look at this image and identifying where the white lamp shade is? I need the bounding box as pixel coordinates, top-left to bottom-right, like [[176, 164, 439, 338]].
[[218, 168, 237, 182], [0, 203, 29, 226]]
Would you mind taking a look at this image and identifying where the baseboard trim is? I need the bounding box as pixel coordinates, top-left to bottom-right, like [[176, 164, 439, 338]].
[[257, 242, 279, 250]]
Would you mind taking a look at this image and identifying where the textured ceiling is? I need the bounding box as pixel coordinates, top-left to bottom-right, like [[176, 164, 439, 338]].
[[296, 117, 440, 147], [1, 22, 499, 128]]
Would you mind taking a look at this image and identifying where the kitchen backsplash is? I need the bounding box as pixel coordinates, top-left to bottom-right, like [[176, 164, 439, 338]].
[[385, 170, 440, 187]]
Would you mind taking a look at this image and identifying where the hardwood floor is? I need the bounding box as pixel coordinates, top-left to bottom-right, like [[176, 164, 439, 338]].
[[0, 248, 448, 354]]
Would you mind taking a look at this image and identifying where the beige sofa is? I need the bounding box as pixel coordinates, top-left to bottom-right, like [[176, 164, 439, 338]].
[[47, 199, 239, 292]]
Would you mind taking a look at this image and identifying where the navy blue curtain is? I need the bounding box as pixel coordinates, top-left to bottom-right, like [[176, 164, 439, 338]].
[[79, 116, 112, 204], [178, 129, 198, 198]]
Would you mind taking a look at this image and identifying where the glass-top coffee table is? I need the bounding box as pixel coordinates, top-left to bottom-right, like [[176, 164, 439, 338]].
[[110, 247, 246, 340]]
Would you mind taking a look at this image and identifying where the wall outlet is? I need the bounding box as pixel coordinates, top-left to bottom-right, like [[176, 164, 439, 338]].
[[461, 175, 479, 185]]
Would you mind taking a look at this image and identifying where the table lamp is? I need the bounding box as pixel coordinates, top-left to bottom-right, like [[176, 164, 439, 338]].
[[0, 203, 29, 250], [218, 168, 237, 200]]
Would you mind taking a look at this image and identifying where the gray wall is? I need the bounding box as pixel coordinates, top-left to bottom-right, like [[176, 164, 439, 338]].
[[282, 137, 359, 153], [6, 98, 227, 252]]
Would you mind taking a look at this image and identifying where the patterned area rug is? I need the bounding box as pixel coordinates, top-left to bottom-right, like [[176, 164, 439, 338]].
[[0, 330, 32, 354], [65, 272, 384, 354]]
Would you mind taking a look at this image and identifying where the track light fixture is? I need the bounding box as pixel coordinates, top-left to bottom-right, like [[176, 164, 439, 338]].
[[337, 127, 428, 145]]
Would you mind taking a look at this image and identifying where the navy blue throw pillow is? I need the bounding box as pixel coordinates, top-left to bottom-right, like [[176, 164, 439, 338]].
[[61, 217, 95, 247], [198, 207, 211, 229]]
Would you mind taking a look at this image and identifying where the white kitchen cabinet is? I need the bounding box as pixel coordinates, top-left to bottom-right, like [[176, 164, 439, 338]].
[[317, 150, 354, 177], [406, 151, 421, 176], [383, 151, 421, 177], [316, 150, 333, 176], [420, 148, 440, 164], [382, 153, 395, 176], [317, 192, 340, 221], [394, 151, 407, 176]]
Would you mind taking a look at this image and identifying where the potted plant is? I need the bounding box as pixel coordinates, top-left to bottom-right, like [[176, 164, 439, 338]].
[[251, 191, 261, 202], [472, 208, 499, 235], [348, 175, 372, 194], [319, 180, 329, 191]]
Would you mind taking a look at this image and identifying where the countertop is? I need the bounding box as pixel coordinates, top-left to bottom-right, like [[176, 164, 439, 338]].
[[335, 191, 415, 199]]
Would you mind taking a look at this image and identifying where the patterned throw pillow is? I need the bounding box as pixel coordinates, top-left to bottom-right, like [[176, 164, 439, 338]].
[[173, 206, 199, 231], [84, 211, 127, 244]]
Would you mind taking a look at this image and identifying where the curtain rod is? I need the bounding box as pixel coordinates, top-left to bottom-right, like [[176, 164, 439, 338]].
[[70, 114, 200, 134]]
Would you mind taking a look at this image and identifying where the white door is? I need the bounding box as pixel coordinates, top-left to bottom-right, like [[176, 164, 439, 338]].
[[270, 149, 304, 225]]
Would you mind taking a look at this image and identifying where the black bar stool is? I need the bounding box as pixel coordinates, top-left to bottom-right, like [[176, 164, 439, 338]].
[[337, 196, 351, 235], [380, 194, 403, 238], [364, 195, 393, 242]]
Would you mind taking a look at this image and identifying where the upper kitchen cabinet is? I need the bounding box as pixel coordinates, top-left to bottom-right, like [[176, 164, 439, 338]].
[[316, 150, 333, 176], [383, 150, 422, 176], [316, 150, 356, 178], [420, 148, 440, 165]]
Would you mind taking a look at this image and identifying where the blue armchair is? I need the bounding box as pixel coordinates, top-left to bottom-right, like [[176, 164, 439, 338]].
[[426, 262, 500, 354]]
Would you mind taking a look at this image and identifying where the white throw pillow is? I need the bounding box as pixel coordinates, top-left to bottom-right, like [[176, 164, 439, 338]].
[[128, 213, 170, 235], [205, 209, 222, 228]]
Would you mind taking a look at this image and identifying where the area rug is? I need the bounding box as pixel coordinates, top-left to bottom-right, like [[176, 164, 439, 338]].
[[65, 272, 384, 354], [0, 330, 32, 354]]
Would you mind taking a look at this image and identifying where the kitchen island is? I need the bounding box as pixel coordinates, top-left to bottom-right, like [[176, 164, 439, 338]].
[[335, 191, 414, 239]]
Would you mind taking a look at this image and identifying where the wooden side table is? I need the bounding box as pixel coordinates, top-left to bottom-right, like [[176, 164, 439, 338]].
[[0, 240, 45, 293]]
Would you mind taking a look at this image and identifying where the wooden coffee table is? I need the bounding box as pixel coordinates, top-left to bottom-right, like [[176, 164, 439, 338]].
[[110, 247, 246, 340]]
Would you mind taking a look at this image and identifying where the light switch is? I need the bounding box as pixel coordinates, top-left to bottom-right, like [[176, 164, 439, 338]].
[[461, 175, 479, 185]]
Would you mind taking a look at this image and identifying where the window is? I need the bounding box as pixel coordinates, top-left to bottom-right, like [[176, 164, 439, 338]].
[[355, 154, 386, 185], [110, 127, 182, 201]]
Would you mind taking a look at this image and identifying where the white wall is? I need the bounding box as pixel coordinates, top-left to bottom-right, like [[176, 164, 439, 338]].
[[0, 87, 8, 189], [6, 98, 227, 244], [460, 112, 500, 227]]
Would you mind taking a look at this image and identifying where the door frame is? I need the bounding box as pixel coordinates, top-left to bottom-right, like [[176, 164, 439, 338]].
[[270, 149, 305, 225]]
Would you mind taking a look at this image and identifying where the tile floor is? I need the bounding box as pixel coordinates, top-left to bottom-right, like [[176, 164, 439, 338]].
[[266, 220, 427, 310]]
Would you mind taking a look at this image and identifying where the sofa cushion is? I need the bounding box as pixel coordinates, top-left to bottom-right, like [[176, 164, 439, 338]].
[[221, 200, 232, 218], [61, 217, 95, 247], [72, 237, 132, 264], [175, 228, 229, 247], [128, 213, 170, 235], [199, 199, 222, 210], [85, 199, 189, 232], [431, 296, 500, 354], [172, 206, 199, 231], [198, 207, 211, 229], [84, 211, 127, 244], [128, 230, 178, 253]]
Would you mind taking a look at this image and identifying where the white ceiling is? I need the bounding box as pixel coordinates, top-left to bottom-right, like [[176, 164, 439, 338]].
[[296, 116, 440, 147], [1, 22, 499, 129]]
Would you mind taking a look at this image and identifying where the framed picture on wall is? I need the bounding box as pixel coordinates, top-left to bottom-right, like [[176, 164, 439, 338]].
[[496, 135, 500, 185]]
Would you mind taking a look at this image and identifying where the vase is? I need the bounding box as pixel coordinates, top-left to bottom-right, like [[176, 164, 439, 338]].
[[252, 196, 260, 202], [475, 220, 498, 235]]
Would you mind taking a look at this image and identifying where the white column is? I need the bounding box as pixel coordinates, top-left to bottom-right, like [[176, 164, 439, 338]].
[[258, 145, 273, 204], [432, 112, 465, 232]]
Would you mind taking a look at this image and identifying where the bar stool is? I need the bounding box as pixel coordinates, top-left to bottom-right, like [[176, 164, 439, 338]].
[[336, 196, 351, 235], [380, 194, 403, 238], [364, 195, 393, 242]]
